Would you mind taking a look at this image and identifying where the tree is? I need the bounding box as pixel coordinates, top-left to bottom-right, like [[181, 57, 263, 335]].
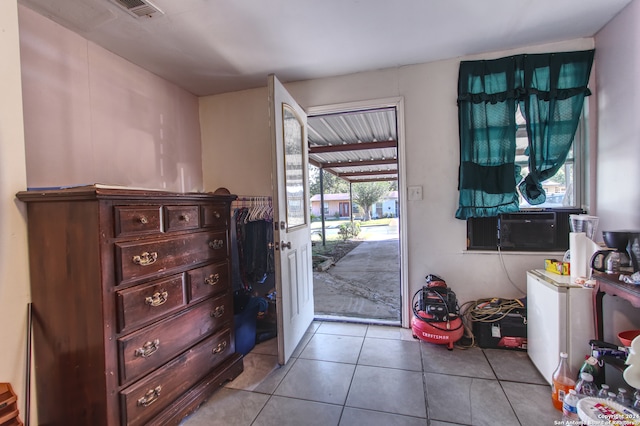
[[352, 182, 391, 221], [308, 165, 349, 195]]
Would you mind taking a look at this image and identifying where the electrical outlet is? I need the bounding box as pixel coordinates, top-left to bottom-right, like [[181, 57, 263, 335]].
[[408, 186, 422, 201]]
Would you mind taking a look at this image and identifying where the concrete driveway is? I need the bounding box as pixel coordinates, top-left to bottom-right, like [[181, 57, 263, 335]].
[[313, 231, 401, 323]]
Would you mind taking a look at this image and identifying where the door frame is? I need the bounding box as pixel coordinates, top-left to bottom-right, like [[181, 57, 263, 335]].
[[306, 97, 409, 327]]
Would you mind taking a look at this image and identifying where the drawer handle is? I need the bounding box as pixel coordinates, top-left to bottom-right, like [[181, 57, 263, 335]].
[[145, 291, 168, 307], [139, 216, 149, 224], [205, 273, 220, 286], [134, 339, 160, 358], [137, 386, 162, 407], [212, 341, 227, 354], [210, 305, 225, 318], [179, 214, 190, 222], [209, 240, 224, 250], [213, 211, 221, 219], [132, 251, 158, 266]]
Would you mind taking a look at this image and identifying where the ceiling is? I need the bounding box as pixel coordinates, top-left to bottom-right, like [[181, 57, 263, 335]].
[[17, 0, 631, 184], [19, 0, 631, 97]]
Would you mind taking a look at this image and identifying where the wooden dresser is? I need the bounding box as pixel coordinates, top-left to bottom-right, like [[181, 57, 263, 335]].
[[16, 186, 243, 425]]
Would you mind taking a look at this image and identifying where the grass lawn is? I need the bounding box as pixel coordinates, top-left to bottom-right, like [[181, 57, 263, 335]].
[[310, 218, 392, 229], [312, 239, 362, 266], [311, 218, 395, 265]]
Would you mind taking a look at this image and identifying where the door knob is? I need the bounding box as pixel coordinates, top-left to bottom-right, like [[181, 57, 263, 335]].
[[281, 241, 291, 249]]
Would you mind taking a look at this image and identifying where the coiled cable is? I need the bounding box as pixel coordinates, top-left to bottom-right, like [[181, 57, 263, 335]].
[[455, 297, 525, 349]]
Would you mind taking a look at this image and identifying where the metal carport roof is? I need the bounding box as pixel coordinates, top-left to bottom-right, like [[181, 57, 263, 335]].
[[307, 107, 398, 183]]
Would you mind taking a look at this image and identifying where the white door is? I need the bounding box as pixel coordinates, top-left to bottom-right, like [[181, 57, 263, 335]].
[[269, 74, 314, 365]]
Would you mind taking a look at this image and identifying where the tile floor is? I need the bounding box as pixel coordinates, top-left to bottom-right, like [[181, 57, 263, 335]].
[[181, 321, 564, 426]]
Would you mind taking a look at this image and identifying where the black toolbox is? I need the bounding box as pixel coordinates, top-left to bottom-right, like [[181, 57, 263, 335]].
[[472, 308, 527, 350]]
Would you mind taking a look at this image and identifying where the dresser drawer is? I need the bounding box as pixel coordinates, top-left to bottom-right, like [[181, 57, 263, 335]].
[[115, 231, 228, 284], [201, 203, 229, 229], [116, 275, 186, 333], [187, 261, 230, 302], [120, 328, 233, 426], [164, 205, 200, 232], [114, 206, 162, 237], [117, 293, 232, 384]]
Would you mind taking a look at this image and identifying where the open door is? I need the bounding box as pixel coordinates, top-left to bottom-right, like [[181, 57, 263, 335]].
[[268, 74, 314, 365]]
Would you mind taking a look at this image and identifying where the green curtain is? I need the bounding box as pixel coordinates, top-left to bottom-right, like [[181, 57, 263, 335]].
[[518, 51, 594, 204], [456, 50, 594, 219], [456, 57, 521, 219]]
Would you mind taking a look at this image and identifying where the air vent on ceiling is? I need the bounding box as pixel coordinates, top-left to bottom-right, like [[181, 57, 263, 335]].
[[110, 0, 164, 18]]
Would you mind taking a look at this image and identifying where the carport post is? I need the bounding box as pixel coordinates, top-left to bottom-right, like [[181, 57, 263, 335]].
[[319, 168, 326, 246], [349, 182, 354, 224]]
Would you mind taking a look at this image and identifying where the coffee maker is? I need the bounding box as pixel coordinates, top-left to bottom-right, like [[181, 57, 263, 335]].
[[594, 231, 640, 273]]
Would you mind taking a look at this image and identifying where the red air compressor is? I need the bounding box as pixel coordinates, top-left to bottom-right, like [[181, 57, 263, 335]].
[[411, 275, 464, 350]]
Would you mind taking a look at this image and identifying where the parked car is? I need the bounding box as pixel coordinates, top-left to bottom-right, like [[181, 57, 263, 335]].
[[519, 192, 565, 208], [545, 193, 565, 206]]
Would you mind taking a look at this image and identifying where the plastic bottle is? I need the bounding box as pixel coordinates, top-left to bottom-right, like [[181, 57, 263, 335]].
[[597, 384, 610, 398], [552, 352, 576, 411], [575, 372, 597, 396], [578, 355, 600, 379], [562, 389, 580, 421], [616, 388, 630, 407]]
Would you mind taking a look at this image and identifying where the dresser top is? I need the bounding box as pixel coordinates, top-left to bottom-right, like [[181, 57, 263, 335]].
[[16, 184, 237, 203]]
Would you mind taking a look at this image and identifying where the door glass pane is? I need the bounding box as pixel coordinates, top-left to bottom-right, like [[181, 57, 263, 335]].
[[283, 105, 306, 229]]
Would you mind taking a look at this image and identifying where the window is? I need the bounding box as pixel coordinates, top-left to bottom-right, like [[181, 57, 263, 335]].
[[456, 50, 594, 220], [516, 104, 587, 209], [467, 105, 588, 251], [323, 202, 329, 215], [459, 51, 594, 251]]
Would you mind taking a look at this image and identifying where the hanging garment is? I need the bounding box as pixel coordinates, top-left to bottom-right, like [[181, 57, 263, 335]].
[[233, 207, 275, 289], [230, 208, 244, 292]]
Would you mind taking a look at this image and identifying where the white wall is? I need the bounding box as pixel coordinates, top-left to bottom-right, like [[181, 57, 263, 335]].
[[19, 5, 204, 192], [201, 38, 595, 309], [0, 0, 30, 420], [595, 1, 640, 232], [594, 0, 640, 341], [200, 87, 271, 195]]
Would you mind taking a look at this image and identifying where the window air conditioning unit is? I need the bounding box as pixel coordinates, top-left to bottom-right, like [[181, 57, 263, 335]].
[[467, 209, 584, 251], [498, 212, 558, 250]]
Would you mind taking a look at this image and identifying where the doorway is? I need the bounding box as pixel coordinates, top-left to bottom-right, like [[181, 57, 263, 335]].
[[306, 98, 407, 326]]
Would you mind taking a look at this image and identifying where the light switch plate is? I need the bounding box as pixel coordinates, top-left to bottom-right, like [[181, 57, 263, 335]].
[[408, 185, 422, 200]]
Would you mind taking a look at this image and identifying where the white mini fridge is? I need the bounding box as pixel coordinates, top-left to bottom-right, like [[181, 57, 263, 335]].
[[526, 269, 595, 384]]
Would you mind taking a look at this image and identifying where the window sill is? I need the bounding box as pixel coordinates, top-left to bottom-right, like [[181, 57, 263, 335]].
[[462, 249, 567, 256]]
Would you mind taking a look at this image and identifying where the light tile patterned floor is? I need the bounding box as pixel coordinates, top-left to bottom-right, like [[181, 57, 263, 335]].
[[181, 321, 563, 426]]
